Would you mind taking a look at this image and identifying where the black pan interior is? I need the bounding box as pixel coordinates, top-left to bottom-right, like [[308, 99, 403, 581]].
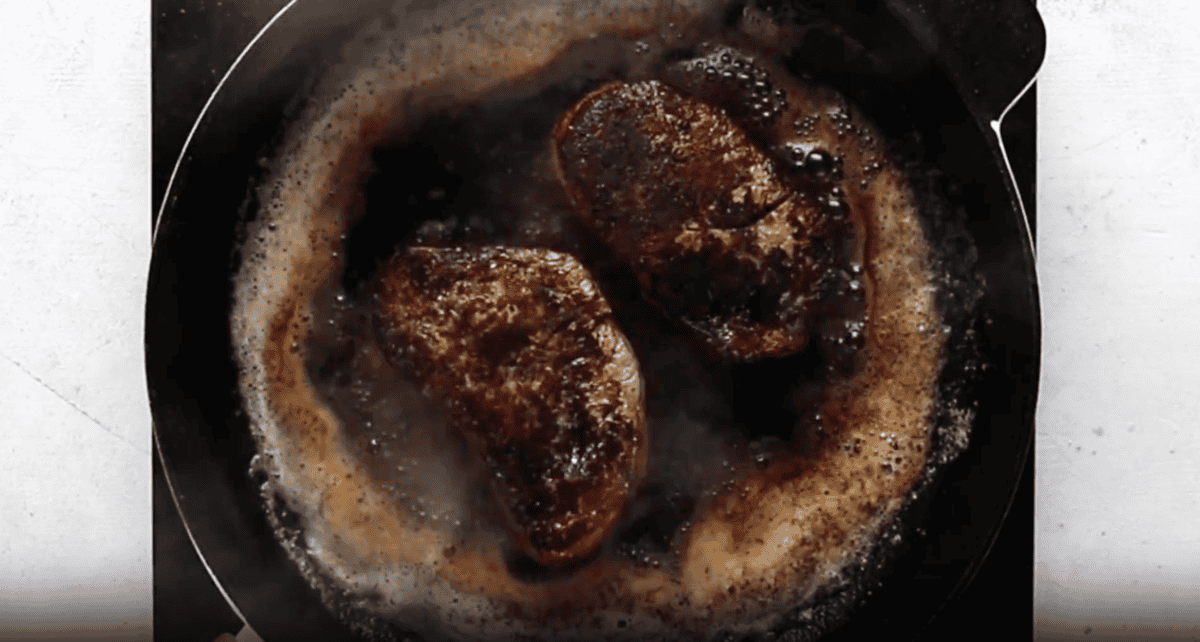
[[147, 1, 1041, 640]]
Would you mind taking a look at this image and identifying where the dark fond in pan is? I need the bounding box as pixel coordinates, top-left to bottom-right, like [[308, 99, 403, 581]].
[[148, 1, 1042, 640]]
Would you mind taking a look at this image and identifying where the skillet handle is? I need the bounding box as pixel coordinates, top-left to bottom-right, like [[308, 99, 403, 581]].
[[886, 0, 1044, 255], [885, 0, 1046, 124]]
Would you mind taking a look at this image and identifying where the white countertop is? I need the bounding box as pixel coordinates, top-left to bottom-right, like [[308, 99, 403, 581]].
[[1, 0, 1198, 639], [1036, 1, 1200, 639]]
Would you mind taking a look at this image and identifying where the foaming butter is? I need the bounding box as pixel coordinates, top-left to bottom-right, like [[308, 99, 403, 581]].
[[230, 0, 953, 639]]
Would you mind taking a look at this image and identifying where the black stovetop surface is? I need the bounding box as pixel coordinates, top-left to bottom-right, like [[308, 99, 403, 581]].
[[152, 3, 1035, 640]]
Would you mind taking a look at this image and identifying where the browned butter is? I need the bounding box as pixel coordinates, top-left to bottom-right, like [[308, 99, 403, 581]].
[[230, 0, 956, 640]]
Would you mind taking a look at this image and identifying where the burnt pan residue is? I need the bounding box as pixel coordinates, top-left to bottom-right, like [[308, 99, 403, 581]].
[[229, 1, 983, 640]]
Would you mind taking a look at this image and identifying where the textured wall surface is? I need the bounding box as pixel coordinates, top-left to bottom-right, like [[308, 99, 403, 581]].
[[2, 0, 1199, 640]]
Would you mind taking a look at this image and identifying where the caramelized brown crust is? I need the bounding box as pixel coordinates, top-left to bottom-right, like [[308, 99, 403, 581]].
[[375, 245, 648, 567], [551, 80, 830, 360]]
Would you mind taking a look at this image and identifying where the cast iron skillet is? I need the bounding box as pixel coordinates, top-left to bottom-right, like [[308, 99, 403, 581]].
[[146, 1, 1044, 640]]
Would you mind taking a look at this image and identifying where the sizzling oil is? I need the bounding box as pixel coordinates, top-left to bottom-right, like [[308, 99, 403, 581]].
[[230, 1, 956, 640]]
